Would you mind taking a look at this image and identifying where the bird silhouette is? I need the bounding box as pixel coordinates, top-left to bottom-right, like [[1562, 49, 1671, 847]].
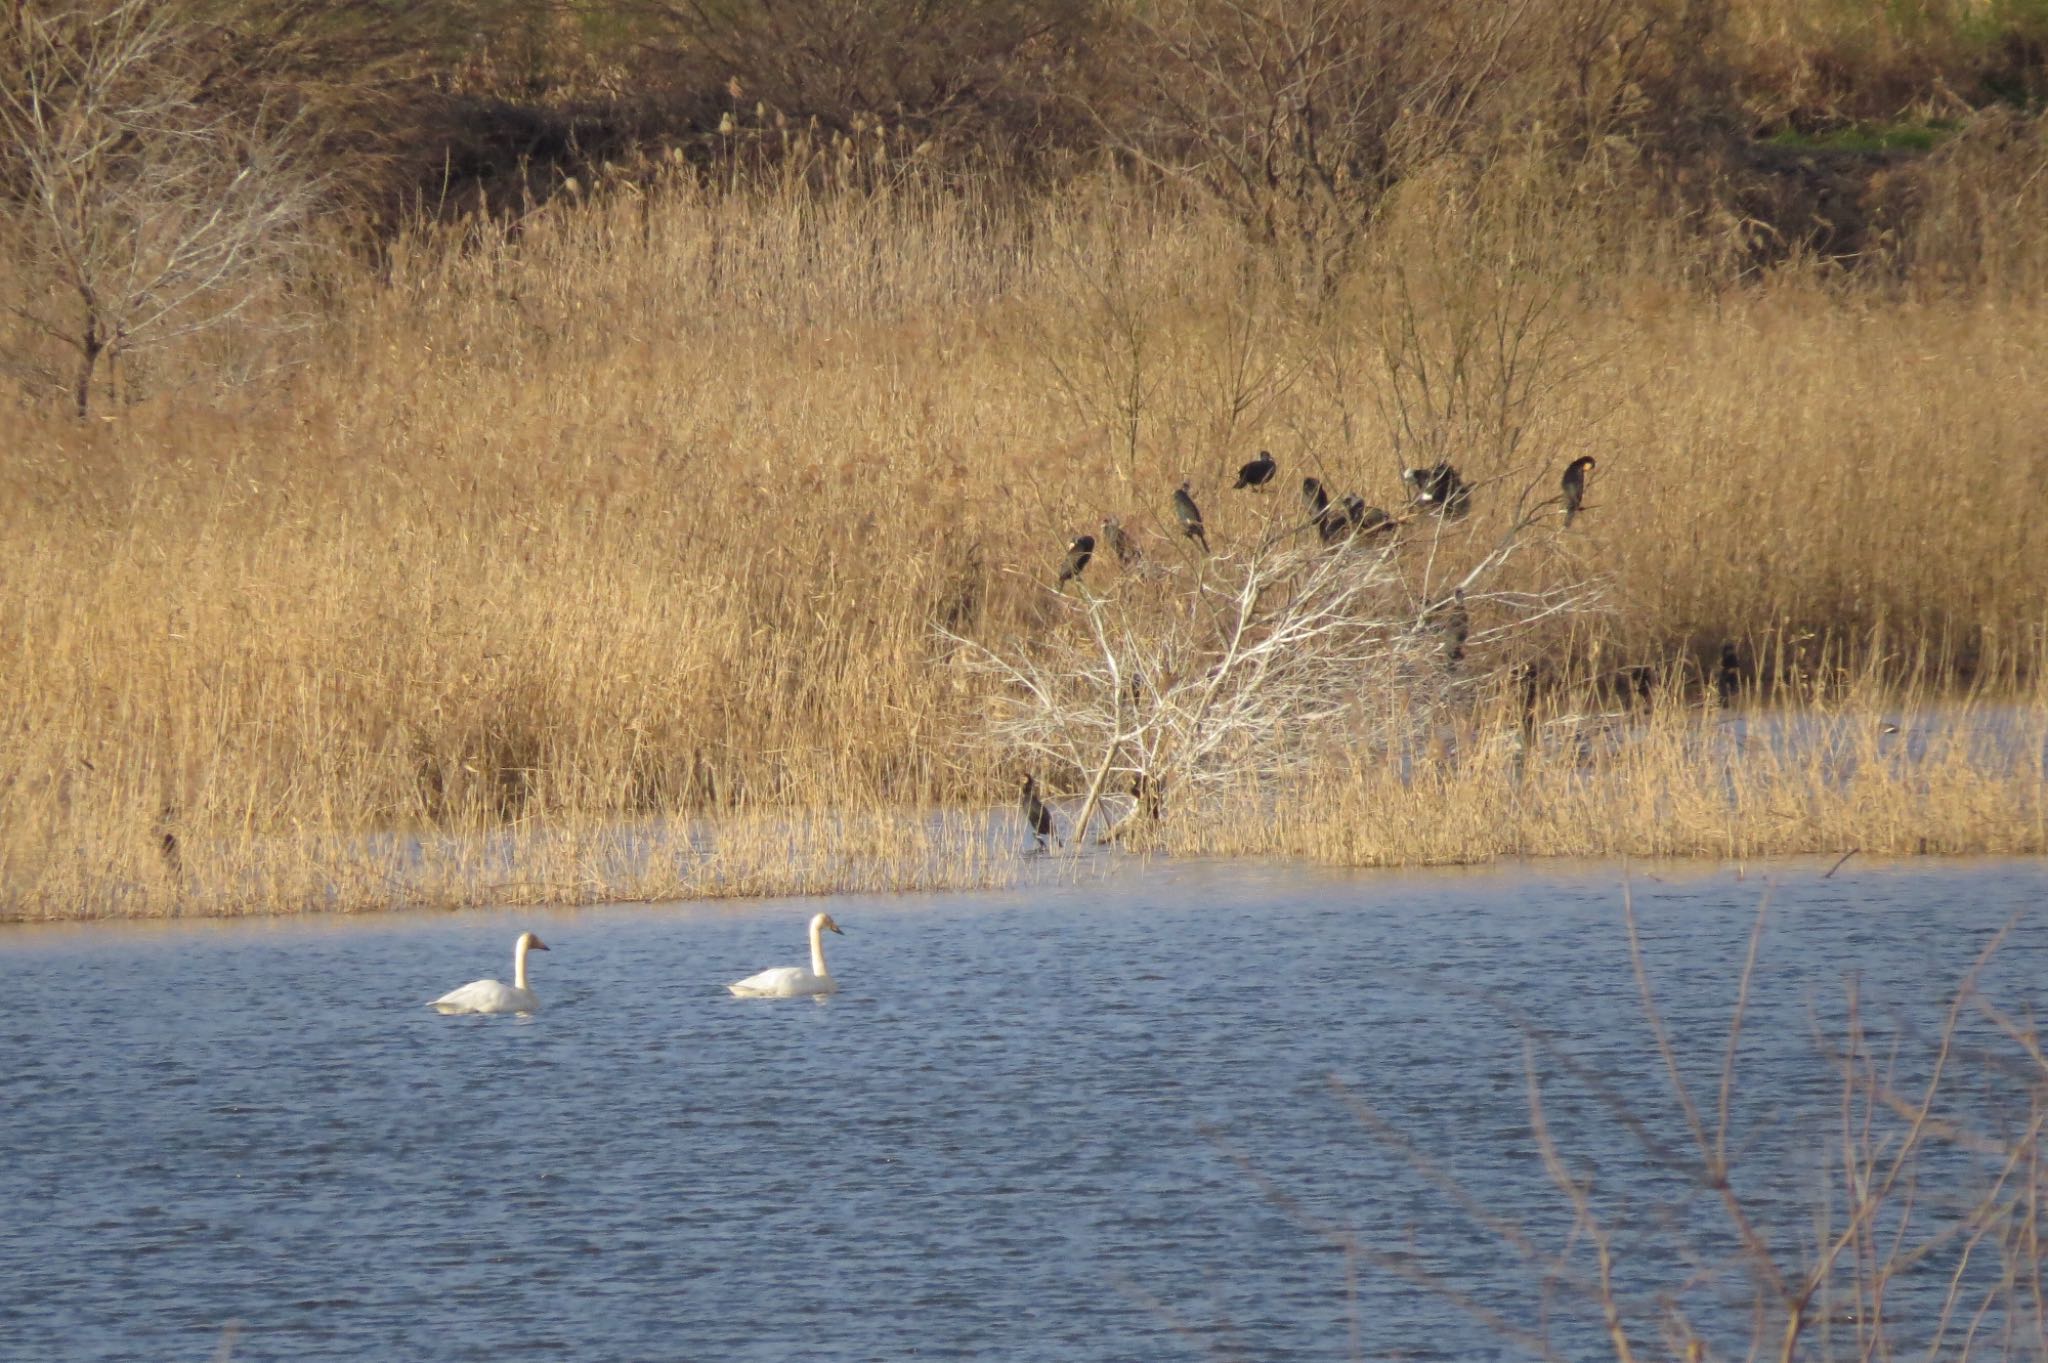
[[1173, 481, 1209, 551], [1716, 641, 1741, 704], [1057, 534, 1095, 591], [1402, 463, 1471, 518], [1301, 476, 1330, 519], [1234, 450, 1277, 490], [1100, 517, 1140, 566], [1020, 774, 1054, 849], [1561, 456, 1596, 526]]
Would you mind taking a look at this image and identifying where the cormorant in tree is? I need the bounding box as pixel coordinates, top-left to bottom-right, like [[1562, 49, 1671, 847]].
[[1716, 641, 1741, 704], [1561, 456, 1596, 526], [1020, 774, 1053, 849], [1173, 481, 1209, 551], [1355, 503, 1395, 538], [1234, 450, 1277, 489], [1056, 534, 1095, 591], [1301, 476, 1330, 521], [1100, 517, 1140, 566], [1300, 476, 1337, 538], [1402, 463, 1471, 518]]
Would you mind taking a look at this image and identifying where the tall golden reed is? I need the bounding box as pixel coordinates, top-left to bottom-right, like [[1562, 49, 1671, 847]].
[[1, 166, 2043, 919]]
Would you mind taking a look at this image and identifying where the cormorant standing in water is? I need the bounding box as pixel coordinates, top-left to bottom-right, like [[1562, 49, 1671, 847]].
[[1716, 641, 1741, 704], [1173, 481, 1209, 551], [1561, 456, 1596, 526], [1020, 774, 1053, 849], [1402, 463, 1471, 518], [1057, 534, 1095, 591], [1100, 517, 1140, 567], [1234, 450, 1277, 490]]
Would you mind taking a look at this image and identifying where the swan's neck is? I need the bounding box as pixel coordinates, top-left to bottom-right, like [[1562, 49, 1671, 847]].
[[514, 939, 531, 991], [809, 921, 831, 978]]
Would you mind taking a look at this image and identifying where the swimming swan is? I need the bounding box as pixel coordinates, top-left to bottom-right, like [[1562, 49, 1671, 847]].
[[728, 913, 844, 997], [430, 931, 550, 1014]]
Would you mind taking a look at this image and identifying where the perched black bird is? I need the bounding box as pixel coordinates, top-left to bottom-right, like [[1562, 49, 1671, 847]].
[[1056, 534, 1095, 591], [1561, 455, 1596, 526], [1716, 641, 1741, 704], [1301, 476, 1335, 538], [1172, 481, 1209, 551], [1020, 774, 1053, 849], [1234, 450, 1277, 490], [1402, 463, 1471, 518], [1100, 517, 1140, 567], [1317, 494, 1395, 546], [1301, 476, 1331, 521], [1322, 494, 1360, 544]]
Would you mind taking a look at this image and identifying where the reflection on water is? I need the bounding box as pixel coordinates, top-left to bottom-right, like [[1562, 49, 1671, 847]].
[[2, 857, 2043, 1361]]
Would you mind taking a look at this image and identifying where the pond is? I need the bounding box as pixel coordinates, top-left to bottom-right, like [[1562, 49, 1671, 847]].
[[3, 857, 2044, 1361]]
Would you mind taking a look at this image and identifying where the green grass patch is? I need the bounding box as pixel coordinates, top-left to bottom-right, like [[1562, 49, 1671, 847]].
[[1764, 120, 1956, 154]]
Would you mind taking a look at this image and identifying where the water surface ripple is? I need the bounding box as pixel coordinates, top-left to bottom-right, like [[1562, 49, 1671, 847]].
[[3, 858, 2043, 1361]]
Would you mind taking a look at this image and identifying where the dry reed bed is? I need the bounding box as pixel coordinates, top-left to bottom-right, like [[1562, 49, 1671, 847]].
[[1184, 670, 2048, 866], [2, 178, 2045, 918]]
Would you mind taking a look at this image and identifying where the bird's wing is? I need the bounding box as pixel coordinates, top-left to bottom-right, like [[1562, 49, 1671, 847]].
[[728, 966, 805, 996]]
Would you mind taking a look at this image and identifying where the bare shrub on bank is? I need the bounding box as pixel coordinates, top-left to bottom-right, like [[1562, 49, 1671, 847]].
[[0, 0, 324, 414], [1091, 0, 1541, 282], [949, 504, 1602, 847]]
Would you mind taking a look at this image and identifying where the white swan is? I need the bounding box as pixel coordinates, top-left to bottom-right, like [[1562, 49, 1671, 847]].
[[728, 913, 844, 997], [430, 931, 550, 1014]]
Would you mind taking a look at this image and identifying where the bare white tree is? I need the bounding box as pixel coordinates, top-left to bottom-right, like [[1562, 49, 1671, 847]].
[[0, 0, 324, 414], [946, 507, 1601, 847]]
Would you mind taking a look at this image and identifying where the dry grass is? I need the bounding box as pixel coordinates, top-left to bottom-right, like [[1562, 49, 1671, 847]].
[[1186, 659, 2048, 866], [2, 165, 2044, 919]]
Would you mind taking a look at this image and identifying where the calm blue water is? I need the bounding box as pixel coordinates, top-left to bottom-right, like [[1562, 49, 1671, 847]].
[[3, 858, 2043, 1362]]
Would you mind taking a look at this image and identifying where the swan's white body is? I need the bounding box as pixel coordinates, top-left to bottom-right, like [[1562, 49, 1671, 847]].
[[729, 913, 843, 997], [431, 931, 549, 1014]]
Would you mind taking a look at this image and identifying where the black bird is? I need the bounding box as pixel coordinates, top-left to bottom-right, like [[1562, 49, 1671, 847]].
[[1716, 641, 1741, 704], [1320, 494, 1361, 544], [1301, 476, 1330, 521], [1056, 534, 1095, 591], [1301, 476, 1335, 538], [1172, 481, 1209, 551], [1561, 455, 1596, 526], [156, 804, 181, 877], [1100, 517, 1140, 566], [1020, 774, 1053, 849], [1234, 449, 1277, 490], [1402, 463, 1471, 518], [1355, 504, 1395, 538]]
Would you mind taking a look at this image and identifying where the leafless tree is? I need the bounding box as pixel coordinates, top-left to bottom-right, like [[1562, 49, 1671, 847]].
[[945, 505, 1600, 847], [0, 0, 324, 415], [1089, 0, 1540, 285]]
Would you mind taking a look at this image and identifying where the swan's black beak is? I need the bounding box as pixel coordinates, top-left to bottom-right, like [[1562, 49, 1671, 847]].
[[829, 922, 844, 935], [531, 939, 551, 951]]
